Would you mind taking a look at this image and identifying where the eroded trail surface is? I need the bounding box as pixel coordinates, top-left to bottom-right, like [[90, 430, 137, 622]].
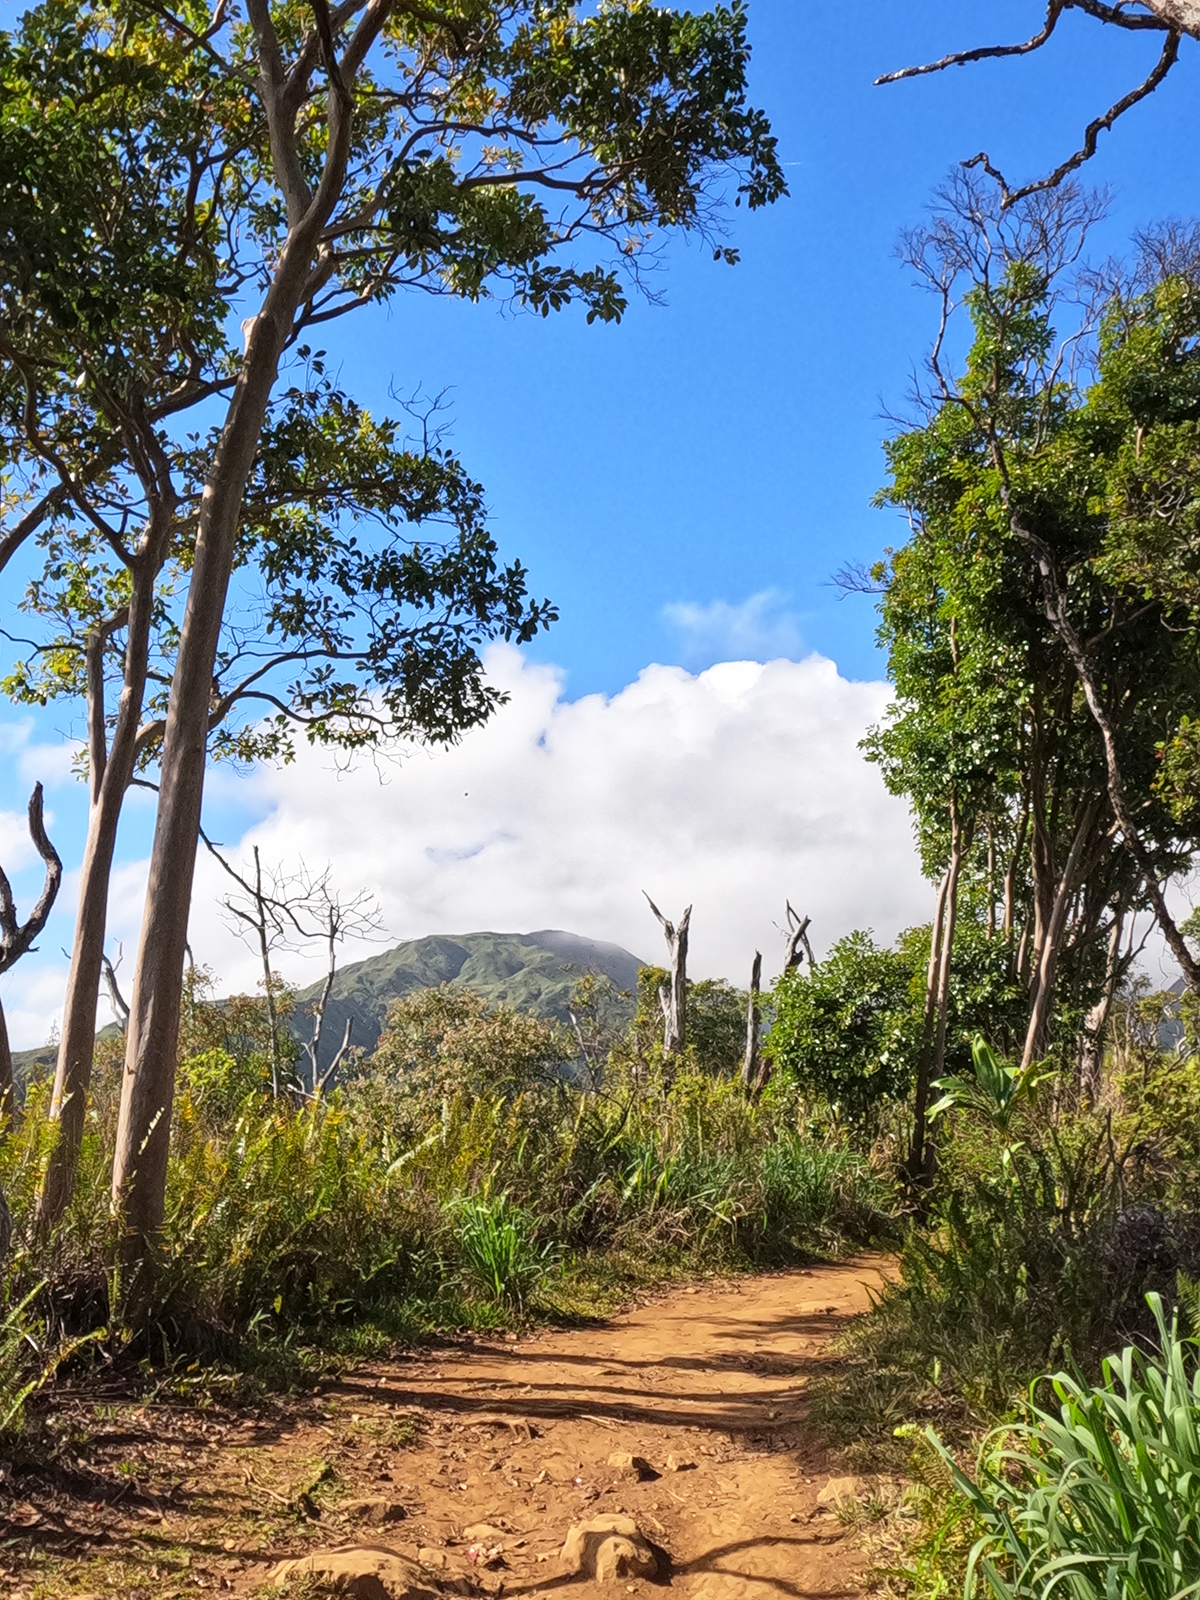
[[4, 1261, 889, 1598]]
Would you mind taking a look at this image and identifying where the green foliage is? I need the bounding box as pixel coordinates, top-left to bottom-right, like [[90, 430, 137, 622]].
[[0, 986, 890, 1398], [453, 1194, 557, 1309], [930, 1035, 1057, 1141], [0, 0, 784, 783], [688, 978, 750, 1077], [816, 1052, 1200, 1457], [371, 986, 574, 1103], [935, 1296, 1200, 1600], [768, 931, 919, 1122], [0, 1286, 84, 1437]]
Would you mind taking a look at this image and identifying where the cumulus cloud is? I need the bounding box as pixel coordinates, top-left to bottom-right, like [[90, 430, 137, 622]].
[[3, 645, 934, 1045], [661, 590, 805, 670], [169, 644, 931, 996]]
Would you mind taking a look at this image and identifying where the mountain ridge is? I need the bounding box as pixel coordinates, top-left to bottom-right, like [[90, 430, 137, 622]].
[[292, 928, 645, 1068]]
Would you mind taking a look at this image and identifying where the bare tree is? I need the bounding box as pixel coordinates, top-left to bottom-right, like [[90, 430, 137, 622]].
[[0, 784, 63, 1120], [740, 950, 764, 1095], [781, 904, 815, 974], [101, 945, 130, 1033], [879, 1, 1194, 209], [298, 882, 384, 1096], [207, 839, 384, 1096], [644, 894, 692, 1057]]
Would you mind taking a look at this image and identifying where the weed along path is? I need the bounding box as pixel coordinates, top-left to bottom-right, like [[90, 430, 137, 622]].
[[4, 1261, 891, 1599]]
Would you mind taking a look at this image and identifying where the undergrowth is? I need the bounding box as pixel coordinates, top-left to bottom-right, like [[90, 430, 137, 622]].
[[0, 1006, 893, 1414]]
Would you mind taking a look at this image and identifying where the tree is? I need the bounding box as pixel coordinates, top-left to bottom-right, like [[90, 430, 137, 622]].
[[768, 931, 918, 1126], [0, 0, 783, 1252], [207, 841, 384, 1097], [740, 950, 763, 1093], [879, 1, 1196, 208], [864, 175, 1200, 1129], [644, 895, 692, 1057], [25, 372, 545, 1230], [372, 986, 571, 1103]]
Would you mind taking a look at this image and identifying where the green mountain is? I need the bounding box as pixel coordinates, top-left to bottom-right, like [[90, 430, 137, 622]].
[[9, 931, 645, 1091], [292, 929, 645, 1069]]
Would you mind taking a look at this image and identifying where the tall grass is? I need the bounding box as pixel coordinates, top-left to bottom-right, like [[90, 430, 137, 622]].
[[454, 1194, 557, 1308]]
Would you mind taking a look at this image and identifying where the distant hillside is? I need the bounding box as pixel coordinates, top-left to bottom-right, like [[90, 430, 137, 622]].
[[292, 929, 644, 1070]]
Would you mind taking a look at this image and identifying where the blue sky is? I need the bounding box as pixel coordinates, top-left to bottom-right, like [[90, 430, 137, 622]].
[[1, 1, 1196, 1037], [324, 0, 1196, 696]]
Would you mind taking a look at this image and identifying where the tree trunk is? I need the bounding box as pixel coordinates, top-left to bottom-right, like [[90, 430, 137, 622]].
[[0, 999, 13, 1125], [906, 853, 954, 1182], [741, 950, 762, 1095], [1003, 791, 1030, 946], [39, 568, 159, 1231], [1020, 796, 1101, 1068], [1078, 911, 1124, 1103], [111, 314, 292, 1248], [644, 895, 691, 1056], [929, 815, 964, 1094], [1145, 0, 1200, 39]]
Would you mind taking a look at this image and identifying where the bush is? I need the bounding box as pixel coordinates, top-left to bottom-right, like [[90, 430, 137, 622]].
[[936, 1295, 1200, 1600], [768, 931, 919, 1122], [454, 1194, 556, 1308], [0, 988, 892, 1397]]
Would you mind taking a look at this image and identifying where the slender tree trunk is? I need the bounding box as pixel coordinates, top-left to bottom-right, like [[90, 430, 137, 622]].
[[0, 999, 13, 1125], [741, 950, 762, 1095], [1079, 911, 1124, 1103], [249, 851, 282, 1099], [644, 895, 691, 1057], [306, 930, 338, 1095], [929, 815, 964, 1091], [40, 569, 158, 1231], [111, 321, 291, 1246], [1003, 791, 1030, 946], [907, 845, 956, 1182], [1021, 796, 1101, 1068]]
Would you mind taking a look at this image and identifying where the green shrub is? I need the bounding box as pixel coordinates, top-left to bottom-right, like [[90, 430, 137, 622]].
[[453, 1194, 556, 1308], [0, 991, 890, 1382], [936, 1294, 1200, 1600], [768, 931, 919, 1122]]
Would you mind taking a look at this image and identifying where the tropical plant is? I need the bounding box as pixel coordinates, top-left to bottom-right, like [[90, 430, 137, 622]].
[[935, 1294, 1200, 1600], [453, 1194, 556, 1310], [930, 1036, 1057, 1142]]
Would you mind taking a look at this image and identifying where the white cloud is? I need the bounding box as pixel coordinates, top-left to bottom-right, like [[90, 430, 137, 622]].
[[171, 644, 931, 994], [0, 808, 36, 874], [662, 590, 804, 670], [5, 645, 935, 1045]]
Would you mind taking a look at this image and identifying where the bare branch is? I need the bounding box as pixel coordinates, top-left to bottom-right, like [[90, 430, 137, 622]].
[[964, 28, 1181, 208], [0, 784, 63, 975], [875, 2, 1068, 85]]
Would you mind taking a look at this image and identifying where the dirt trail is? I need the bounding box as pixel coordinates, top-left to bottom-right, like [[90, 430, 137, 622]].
[[2, 1260, 889, 1598]]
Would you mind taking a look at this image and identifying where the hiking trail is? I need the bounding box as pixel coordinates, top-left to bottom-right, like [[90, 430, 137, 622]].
[[3, 1260, 890, 1598]]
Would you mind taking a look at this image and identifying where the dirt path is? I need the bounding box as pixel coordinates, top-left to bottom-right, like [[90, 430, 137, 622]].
[[2, 1260, 890, 1599]]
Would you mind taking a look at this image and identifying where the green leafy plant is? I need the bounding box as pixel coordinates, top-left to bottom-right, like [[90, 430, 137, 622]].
[[0, 1286, 97, 1436], [930, 1036, 1057, 1141], [934, 1294, 1200, 1600], [453, 1194, 557, 1310]]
